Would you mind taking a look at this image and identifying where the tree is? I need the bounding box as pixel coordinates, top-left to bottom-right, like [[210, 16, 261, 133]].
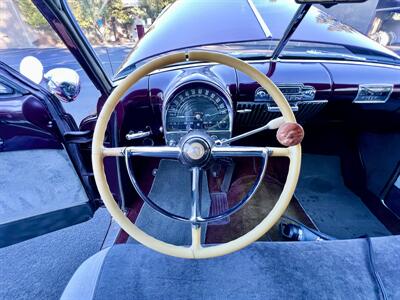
[[68, 0, 145, 42], [139, 0, 175, 20], [15, 0, 174, 44], [17, 0, 48, 28], [108, 0, 144, 25]]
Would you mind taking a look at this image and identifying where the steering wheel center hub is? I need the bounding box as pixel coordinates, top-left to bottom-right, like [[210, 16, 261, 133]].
[[184, 142, 206, 160], [181, 136, 211, 166]]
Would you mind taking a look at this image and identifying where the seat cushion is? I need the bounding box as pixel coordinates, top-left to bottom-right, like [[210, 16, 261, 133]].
[[61, 236, 400, 300]]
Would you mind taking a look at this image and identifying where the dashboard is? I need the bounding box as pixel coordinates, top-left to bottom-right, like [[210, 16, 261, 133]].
[[112, 60, 400, 148], [163, 82, 233, 146]]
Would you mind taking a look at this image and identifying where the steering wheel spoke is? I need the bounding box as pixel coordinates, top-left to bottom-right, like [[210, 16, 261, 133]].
[[269, 147, 291, 157], [211, 146, 268, 158], [189, 166, 203, 252], [211, 145, 291, 158], [191, 225, 202, 252], [103, 146, 181, 159], [190, 167, 203, 223]]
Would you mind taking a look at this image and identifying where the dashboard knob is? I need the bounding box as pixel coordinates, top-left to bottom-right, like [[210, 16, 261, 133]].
[[276, 122, 304, 147]]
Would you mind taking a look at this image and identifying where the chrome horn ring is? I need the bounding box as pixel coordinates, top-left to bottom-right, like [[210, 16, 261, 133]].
[[124, 137, 269, 224]]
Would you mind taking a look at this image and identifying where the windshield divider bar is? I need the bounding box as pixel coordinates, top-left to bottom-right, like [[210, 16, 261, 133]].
[[271, 4, 312, 61]]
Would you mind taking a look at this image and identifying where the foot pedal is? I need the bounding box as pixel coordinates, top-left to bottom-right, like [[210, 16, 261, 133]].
[[210, 192, 230, 225], [209, 161, 235, 225]]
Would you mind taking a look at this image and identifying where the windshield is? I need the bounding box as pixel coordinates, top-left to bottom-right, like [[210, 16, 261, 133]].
[[62, 0, 400, 81], [114, 0, 399, 79], [116, 39, 400, 79]]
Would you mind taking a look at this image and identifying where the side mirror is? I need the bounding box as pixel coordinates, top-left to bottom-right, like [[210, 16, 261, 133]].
[[44, 68, 81, 103], [19, 56, 44, 85]]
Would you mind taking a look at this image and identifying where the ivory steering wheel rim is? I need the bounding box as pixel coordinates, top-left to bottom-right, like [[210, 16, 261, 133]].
[[92, 51, 302, 259]]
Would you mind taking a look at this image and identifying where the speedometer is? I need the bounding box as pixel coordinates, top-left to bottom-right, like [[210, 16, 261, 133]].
[[165, 84, 230, 132], [164, 83, 232, 145]]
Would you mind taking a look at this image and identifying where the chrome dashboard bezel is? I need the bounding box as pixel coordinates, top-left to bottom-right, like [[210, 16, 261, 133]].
[[353, 83, 394, 104], [162, 80, 234, 145]]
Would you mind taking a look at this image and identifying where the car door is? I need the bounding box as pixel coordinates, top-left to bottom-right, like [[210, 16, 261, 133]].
[[0, 61, 97, 247]]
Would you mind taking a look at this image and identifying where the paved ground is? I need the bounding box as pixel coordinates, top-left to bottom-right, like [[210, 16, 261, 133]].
[[0, 0, 35, 48]]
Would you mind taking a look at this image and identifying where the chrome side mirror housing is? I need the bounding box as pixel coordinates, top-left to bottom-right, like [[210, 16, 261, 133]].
[[44, 68, 81, 103]]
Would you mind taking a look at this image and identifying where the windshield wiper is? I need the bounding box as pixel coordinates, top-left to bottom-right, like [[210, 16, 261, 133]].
[[114, 64, 137, 81], [271, 4, 312, 60]]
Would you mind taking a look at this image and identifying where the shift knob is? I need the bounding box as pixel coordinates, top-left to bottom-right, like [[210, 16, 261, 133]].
[[276, 122, 304, 146]]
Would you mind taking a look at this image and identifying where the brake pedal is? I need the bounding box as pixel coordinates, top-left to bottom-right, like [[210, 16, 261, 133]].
[[210, 192, 230, 225], [209, 163, 235, 225]]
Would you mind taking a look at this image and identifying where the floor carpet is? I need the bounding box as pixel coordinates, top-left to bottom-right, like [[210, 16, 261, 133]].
[[296, 154, 390, 238]]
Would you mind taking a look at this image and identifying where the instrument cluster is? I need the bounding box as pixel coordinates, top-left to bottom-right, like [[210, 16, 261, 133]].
[[163, 82, 232, 145]]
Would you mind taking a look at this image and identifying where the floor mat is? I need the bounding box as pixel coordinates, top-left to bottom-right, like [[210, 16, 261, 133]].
[[206, 175, 313, 243], [133, 159, 211, 245], [296, 154, 390, 238]]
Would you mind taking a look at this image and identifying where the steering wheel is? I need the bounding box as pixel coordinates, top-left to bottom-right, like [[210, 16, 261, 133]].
[[92, 51, 302, 259]]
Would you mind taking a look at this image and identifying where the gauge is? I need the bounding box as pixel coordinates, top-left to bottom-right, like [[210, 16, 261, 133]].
[[165, 84, 231, 133]]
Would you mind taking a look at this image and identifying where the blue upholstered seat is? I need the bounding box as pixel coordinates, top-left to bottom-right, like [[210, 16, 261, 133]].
[[61, 236, 400, 300]]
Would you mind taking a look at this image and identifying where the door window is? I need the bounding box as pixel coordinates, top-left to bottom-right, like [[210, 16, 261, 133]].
[[65, 0, 176, 78], [0, 0, 100, 123]]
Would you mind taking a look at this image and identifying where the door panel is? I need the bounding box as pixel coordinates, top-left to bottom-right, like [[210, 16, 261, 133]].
[[0, 149, 93, 246], [0, 64, 96, 247], [0, 95, 61, 152]]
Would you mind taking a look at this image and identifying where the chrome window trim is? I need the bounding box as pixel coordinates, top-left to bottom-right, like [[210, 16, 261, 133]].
[[125, 59, 400, 78], [0, 82, 14, 96]]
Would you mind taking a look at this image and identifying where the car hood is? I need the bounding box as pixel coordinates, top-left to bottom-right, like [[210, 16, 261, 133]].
[[117, 0, 399, 75]]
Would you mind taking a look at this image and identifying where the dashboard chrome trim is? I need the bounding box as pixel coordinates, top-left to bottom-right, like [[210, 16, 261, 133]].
[[136, 58, 400, 78], [254, 83, 316, 102], [353, 84, 394, 104]]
